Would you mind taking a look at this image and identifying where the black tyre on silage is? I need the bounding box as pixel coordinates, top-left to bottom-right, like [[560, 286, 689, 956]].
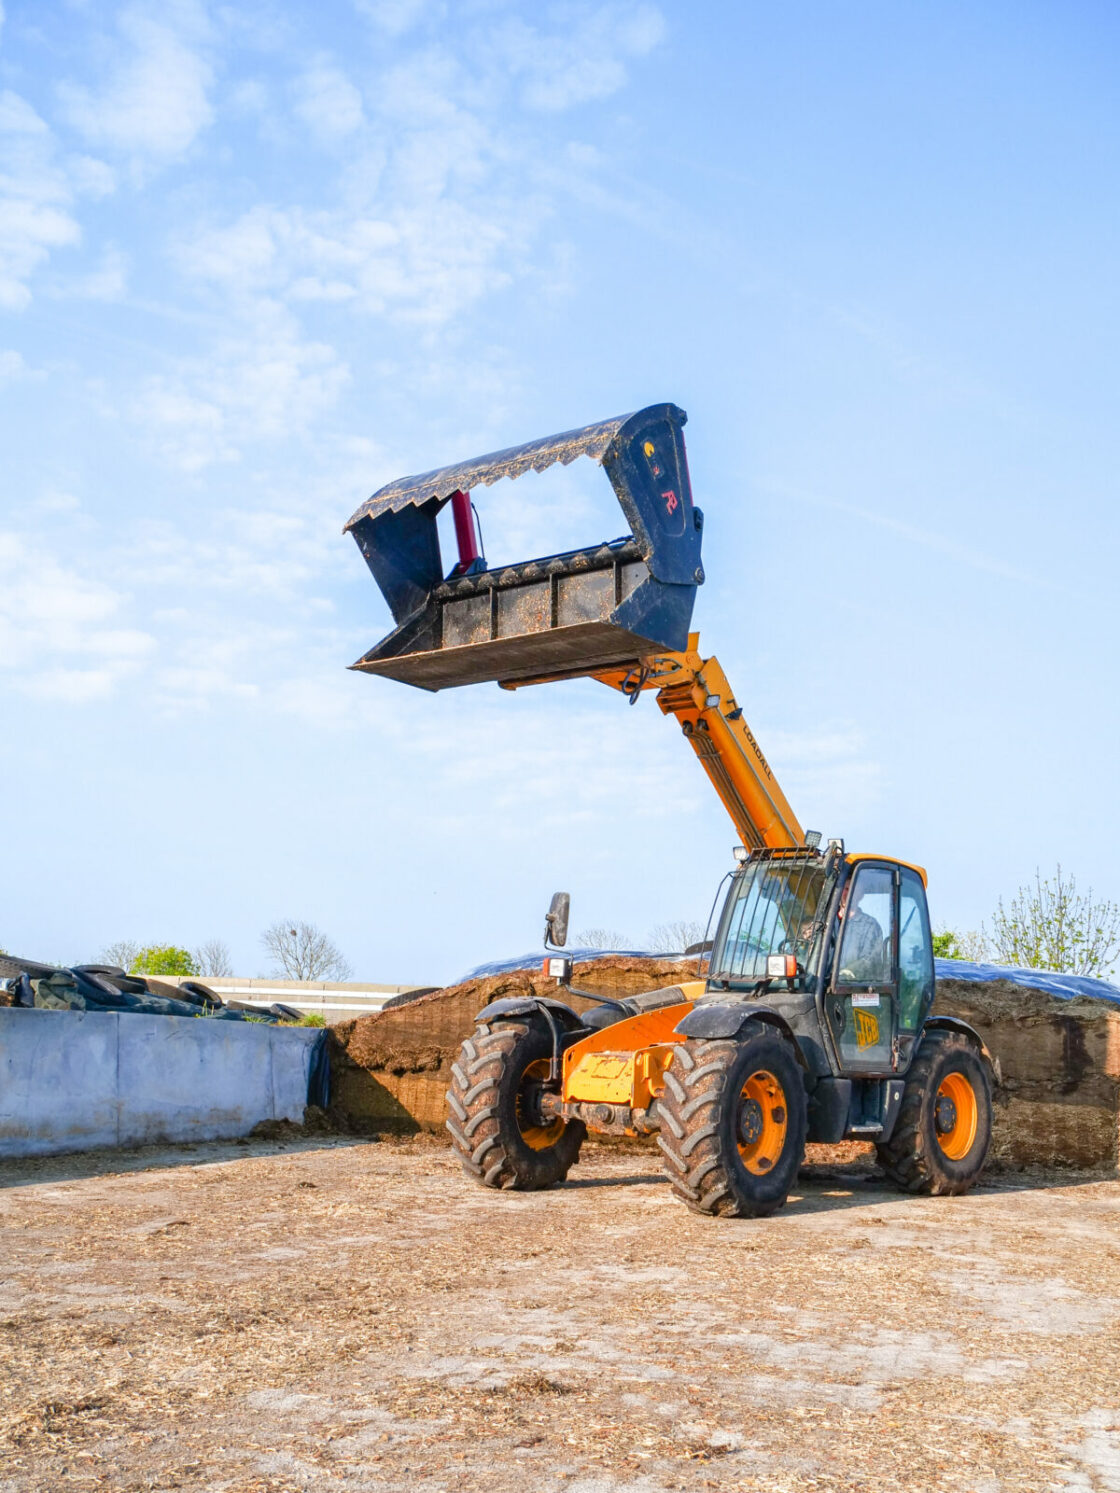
[[657, 1024, 807, 1218], [446, 1020, 585, 1190], [876, 1028, 992, 1196]]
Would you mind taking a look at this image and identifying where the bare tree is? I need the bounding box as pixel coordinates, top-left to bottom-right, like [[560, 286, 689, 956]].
[[194, 939, 234, 977], [986, 865, 1120, 978], [646, 920, 706, 954], [99, 939, 140, 972], [571, 927, 631, 950], [954, 929, 990, 963], [261, 921, 352, 981]]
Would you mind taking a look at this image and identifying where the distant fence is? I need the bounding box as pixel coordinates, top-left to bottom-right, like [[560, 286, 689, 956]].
[[152, 976, 437, 1023]]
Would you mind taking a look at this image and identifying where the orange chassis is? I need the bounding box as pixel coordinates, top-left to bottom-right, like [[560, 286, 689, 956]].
[[538, 984, 707, 1136]]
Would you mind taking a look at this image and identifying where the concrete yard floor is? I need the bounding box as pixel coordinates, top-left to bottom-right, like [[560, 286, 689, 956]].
[[1, 1137, 1119, 1493]]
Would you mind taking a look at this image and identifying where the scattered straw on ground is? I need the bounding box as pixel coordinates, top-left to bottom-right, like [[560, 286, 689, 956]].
[[1, 1136, 1118, 1492]]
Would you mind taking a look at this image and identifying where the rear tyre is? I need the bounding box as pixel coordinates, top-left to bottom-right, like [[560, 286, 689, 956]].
[[876, 1029, 992, 1195], [657, 1025, 807, 1218], [446, 1020, 585, 1191]]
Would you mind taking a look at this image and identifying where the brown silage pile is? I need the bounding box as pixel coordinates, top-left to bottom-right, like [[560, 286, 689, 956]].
[[329, 957, 698, 1134], [327, 957, 1120, 1171], [934, 977, 1120, 1170]]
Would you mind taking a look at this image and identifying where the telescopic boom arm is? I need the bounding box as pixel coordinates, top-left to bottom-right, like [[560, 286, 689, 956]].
[[592, 636, 804, 851], [504, 634, 804, 852]]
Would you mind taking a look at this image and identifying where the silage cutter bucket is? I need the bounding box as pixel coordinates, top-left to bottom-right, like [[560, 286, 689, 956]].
[[344, 402, 704, 690]]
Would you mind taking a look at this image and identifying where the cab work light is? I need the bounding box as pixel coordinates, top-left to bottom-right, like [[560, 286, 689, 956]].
[[766, 954, 798, 980], [544, 957, 572, 981]]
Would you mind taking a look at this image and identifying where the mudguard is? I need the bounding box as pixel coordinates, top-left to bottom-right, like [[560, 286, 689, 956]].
[[923, 1014, 997, 1075], [475, 995, 584, 1032], [674, 1001, 800, 1052]]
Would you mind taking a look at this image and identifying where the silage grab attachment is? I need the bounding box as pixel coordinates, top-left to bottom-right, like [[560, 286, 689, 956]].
[[344, 403, 704, 690]]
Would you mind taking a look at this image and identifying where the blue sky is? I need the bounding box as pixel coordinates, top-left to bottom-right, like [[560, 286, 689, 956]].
[[1, 1, 1117, 982]]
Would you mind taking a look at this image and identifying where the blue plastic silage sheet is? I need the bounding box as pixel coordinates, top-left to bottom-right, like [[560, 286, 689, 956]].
[[460, 950, 1120, 1007], [932, 958, 1120, 1005]]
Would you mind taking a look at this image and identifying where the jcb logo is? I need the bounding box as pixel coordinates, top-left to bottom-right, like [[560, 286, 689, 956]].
[[854, 1008, 880, 1049]]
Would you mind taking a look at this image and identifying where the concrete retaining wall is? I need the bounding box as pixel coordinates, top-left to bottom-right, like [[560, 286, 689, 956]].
[[0, 1008, 325, 1159]]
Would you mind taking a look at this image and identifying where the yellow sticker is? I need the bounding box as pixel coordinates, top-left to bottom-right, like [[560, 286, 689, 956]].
[[854, 1008, 881, 1048]]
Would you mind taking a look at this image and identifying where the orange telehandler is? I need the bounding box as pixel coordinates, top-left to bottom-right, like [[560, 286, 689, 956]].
[[345, 403, 994, 1217]]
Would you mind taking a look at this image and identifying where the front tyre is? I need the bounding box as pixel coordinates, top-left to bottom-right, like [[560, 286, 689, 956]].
[[658, 1025, 807, 1218], [876, 1029, 992, 1195], [446, 1021, 585, 1191]]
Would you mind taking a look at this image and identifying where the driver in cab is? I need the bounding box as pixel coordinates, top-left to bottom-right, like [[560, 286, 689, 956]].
[[838, 889, 890, 983]]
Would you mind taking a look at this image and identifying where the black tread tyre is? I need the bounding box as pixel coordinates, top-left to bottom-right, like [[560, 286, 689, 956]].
[[876, 1029, 992, 1195], [446, 1021, 585, 1190], [657, 1025, 807, 1218]]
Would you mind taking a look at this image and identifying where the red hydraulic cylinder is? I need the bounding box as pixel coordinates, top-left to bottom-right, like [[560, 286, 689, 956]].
[[449, 489, 482, 574]]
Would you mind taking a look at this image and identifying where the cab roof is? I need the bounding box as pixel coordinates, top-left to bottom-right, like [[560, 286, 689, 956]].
[[846, 852, 928, 888]]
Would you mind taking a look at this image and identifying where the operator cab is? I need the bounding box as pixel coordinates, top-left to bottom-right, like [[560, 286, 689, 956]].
[[707, 843, 935, 1076]]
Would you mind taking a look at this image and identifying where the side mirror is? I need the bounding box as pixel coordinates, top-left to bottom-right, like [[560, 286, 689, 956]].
[[544, 891, 570, 949]]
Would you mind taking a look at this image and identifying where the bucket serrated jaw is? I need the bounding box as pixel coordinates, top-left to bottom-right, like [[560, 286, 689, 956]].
[[345, 403, 704, 691]]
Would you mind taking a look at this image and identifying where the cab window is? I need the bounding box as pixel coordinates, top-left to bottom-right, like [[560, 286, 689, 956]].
[[836, 865, 894, 985], [897, 868, 933, 1031]]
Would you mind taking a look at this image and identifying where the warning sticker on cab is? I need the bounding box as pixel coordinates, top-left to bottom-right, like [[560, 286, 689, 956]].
[[851, 993, 880, 1008]]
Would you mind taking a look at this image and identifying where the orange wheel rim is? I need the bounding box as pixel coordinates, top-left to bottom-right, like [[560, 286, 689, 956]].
[[736, 1069, 788, 1176], [517, 1058, 565, 1150], [934, 1071, 979, 1160]]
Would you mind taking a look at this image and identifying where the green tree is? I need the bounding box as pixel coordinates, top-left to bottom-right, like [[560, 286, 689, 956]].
[[130, 945, 198, 977], [932, 929, 961, 959], [987, 865, 1120, 978], [932, 927, 989, 962]]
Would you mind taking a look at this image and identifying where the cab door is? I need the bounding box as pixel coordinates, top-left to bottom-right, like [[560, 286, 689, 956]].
[[826, 862, 897, 1073]]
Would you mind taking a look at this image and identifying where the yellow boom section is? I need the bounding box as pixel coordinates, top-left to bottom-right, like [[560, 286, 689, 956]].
[[593, 633, 804, 851]]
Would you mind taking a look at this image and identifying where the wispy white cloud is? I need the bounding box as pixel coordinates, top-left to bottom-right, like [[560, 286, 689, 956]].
[[0, 349, 29, 382], [131, 380, 231, 471], [174, 182, 530, 329], [355, 0, 429, 37], [57, 5, 213, 167], [0, 347, 46, 387], [169, 4, 668, 336], [763, 727, 882, 822], [494, 4, 667, 112], [54, 245, 129, 302], [0, 91, 83, 310], [132, 300, 349, 470], [830, 302, 1015, 415], [770, 480, 1051, 590], [292, 57, 365, 142], [0, 532, 155, 702]]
